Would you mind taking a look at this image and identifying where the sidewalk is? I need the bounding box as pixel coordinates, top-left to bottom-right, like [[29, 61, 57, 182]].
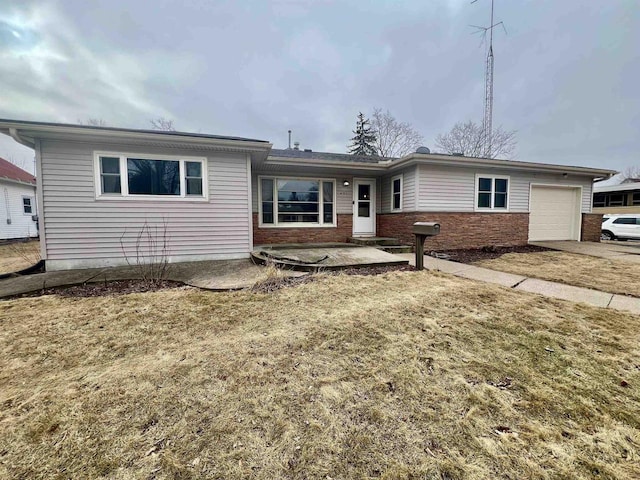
[[397, 253, 640, 315]]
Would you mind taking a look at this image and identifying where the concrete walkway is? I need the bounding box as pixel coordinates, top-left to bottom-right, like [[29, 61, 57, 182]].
[[531, 241, 640, 264], [0, 259, 306, 298], [397, 253, 640, 315]]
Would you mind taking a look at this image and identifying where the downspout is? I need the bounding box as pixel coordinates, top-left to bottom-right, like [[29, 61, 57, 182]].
[[9, 127, 35, 148]]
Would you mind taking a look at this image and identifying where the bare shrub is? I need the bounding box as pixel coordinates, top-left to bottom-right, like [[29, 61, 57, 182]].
[[120, 220, 171, 286]]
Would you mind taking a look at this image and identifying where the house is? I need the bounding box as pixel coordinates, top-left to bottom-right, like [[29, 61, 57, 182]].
[[593, 181, 640, 214], [0, 157, 38, 240], [0, 119, 615, 271]]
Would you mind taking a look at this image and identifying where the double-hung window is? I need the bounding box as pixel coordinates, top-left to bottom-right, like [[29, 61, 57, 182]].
[[22, 197, 33, 214], [260, 177, 336, 226], [391, 174, 402, 211], [476, 175, 509, 211], [95, 153, 206, 199]]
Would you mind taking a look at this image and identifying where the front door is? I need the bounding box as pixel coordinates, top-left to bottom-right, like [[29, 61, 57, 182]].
[[353, 178, 376, 236]]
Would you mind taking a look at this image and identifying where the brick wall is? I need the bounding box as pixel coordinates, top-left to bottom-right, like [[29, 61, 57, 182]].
[[378, 212, 530, 250], [253, 214, 353, 245], [581, 213, 603, 242]]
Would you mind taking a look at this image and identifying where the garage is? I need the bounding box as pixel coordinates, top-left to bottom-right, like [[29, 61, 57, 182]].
[[529, 185, 582, 241]]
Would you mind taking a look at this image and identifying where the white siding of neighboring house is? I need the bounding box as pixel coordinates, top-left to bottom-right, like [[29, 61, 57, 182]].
[[40, 140, 252, 270], [416, 164, 593, 213], [0, 180, 38, 240], [380, 166, 417, 213]]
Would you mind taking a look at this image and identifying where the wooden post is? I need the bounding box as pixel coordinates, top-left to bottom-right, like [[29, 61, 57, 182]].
[[415, 234, 426, 270]]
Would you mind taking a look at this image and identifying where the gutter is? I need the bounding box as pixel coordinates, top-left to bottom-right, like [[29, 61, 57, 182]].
[[9, 127, 35, 148]]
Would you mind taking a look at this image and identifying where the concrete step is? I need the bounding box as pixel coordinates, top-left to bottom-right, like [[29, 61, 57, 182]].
[[348, 236, 401, 246], [376, 245, 413, 254]]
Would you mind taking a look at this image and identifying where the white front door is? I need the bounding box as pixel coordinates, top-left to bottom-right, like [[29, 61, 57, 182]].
[[353, 178, 376, 236]]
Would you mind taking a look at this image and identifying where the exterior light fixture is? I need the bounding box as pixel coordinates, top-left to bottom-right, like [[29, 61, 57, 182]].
[[343, 180, 350, 187]]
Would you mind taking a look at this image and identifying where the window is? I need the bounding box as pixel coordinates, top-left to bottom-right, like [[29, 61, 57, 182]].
[[608, 194, 627, 207], [613, 217, 638, 225], [633, 192, 640, 206], [391, 175, 402, 211], [593, 193, 606, 208], [22, 197, 33, 214], [260, 177, 336, 226], [476, 175, 509, 211], [95, 153, 206, 199]]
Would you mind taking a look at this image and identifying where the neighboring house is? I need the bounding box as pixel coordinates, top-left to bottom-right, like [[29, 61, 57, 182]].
[[0, 119, 615, 271], [0, 157, 38, 240], [593, 181, 640, 214]]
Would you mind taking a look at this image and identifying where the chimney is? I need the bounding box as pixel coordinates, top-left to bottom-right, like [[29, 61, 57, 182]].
[[293, 141, 300, 151]]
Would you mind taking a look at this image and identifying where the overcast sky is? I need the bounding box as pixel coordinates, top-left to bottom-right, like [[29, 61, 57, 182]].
[[0, 0, 638, 181]]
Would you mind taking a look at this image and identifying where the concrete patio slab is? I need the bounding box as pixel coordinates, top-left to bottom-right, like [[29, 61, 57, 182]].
[[252, 245, 408, 270], [0, 259, 306, 298], [514, 278, 613, 308]]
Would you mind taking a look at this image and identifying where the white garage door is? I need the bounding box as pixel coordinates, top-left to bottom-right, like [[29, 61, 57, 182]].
[[529, 186, 581, 241]]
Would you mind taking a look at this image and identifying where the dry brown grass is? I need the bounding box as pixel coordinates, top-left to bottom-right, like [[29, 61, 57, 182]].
[[1, 271, 639, 479], [475, 251, 640, 297], [0, 240, 40, 274]]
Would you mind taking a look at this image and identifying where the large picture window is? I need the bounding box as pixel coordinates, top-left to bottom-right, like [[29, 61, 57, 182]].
[[475, 175, 509, 211], [95, 153, 206, 199], [260, 177, 336, 226]]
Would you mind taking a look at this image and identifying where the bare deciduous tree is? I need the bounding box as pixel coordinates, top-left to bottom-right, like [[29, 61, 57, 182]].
[[77, 118, 108, 127], [150, 117, 176, 131], [435, 120, 517, 159], [622, 166, 640, 182], [371, 108, 424, 158]]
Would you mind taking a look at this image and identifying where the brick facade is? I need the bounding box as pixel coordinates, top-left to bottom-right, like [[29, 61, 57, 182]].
[[378, 212, 530, 250], [253, 211, 601, 249], [581, 213, 603, 242], [253, 214, 353, 245]]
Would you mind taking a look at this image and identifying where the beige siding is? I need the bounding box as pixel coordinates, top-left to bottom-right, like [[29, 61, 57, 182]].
[[40, 140, 251, 269], [417, 164, 593, 213], [380, 166, 416, 213]]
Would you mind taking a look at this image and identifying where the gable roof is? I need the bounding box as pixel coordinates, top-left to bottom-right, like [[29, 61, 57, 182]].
[[0, 157, 36, 185]]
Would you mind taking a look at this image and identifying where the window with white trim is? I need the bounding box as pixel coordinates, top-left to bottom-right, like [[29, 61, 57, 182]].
[[391, 174, 402, 211], [96, 154, 206, 199], [633, 192, 640, 206], [476, 175, 509, 210], [260, 177, 336, 226], [22, 197, 33, 214]]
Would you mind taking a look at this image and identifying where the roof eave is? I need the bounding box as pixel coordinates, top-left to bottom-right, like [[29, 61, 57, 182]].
[[392, 153, 617, 177]]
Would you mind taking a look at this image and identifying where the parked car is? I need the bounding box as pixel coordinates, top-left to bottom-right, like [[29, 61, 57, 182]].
[[601, 214, 640, 240]]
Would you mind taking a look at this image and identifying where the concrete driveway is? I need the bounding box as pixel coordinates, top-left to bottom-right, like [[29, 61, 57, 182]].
[[530, 241, 640, 263]]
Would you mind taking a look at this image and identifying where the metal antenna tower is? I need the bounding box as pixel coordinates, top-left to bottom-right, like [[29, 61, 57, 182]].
[[470, 0, 505, 158]]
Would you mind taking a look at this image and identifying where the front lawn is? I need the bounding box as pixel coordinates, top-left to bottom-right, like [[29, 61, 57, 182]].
[[474, 251, 640, 297], [1, 271, 639, 479], [0, 240, 40, 274]]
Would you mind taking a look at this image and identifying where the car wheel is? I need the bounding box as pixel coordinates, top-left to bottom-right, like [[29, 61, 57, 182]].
[[601, 230, 614, 241]]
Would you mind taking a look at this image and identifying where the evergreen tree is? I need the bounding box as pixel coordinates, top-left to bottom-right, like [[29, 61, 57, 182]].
[[348, 112, 378, 156]]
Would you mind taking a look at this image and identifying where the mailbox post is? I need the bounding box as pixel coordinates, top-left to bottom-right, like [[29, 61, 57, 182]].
[[413, 222, 440, 270]]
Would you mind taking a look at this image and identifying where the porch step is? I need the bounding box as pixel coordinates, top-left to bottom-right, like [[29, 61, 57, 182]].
[[348, 236, 401, 247], [376, 245, 413, 254]]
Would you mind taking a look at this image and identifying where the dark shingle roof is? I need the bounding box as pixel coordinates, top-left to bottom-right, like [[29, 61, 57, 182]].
[[0, 157, 35, 185], [269, 148, 393, 164]]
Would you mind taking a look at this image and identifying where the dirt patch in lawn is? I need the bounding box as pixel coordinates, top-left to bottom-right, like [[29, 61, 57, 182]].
[[431, 244, 551, 263], [0, 240, 40, 274], [1, 271, 639, 479], [11, 279, 186, 299], [475, 251, 640, 297]]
